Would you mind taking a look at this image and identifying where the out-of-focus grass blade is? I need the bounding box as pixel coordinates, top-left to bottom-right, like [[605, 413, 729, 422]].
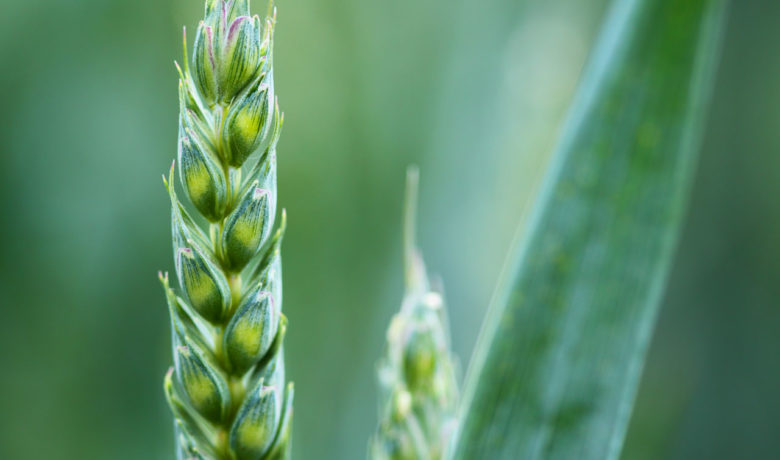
[[451, 0, 728, 459]]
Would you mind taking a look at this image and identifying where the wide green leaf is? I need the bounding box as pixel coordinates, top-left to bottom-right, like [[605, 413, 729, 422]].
[[452, 0, 728, 459]]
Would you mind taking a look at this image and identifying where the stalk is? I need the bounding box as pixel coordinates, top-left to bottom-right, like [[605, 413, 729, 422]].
[[370, 167, 459, 460], [159, 1, 292, 459]]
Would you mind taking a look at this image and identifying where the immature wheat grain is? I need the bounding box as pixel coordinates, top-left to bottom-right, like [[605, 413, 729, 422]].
[[159, 1, 292, 459], [371, 167, 459, 460]]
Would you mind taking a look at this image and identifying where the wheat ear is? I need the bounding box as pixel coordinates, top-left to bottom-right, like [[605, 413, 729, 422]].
[[371, 167, 459, 460], [158, 1, 292, 459]]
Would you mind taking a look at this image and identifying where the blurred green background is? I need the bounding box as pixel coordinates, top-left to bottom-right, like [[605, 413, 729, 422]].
[[0, 0, 777, 458]]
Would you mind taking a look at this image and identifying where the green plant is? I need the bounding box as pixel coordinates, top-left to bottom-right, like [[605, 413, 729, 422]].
[[159, 1, 292, 459], [371, 168, 459, 460], [451, 0, 728, 459], [158, 0, 728, 458]]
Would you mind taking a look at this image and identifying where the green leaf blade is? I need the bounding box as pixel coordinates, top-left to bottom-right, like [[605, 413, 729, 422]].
[[452, 0, 728, 459]]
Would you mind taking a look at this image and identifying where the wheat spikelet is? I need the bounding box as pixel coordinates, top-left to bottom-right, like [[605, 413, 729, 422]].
[[159, 1, 292, 458], [371, 167, 459, 460]]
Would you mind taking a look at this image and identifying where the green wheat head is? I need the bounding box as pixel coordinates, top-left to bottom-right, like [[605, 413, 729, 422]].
[[371, 168, 459, 460], [159, 1, 292, 459]]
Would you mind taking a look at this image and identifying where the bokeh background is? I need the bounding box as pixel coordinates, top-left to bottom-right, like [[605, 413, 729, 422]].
[[1, 0, 777, 458]]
